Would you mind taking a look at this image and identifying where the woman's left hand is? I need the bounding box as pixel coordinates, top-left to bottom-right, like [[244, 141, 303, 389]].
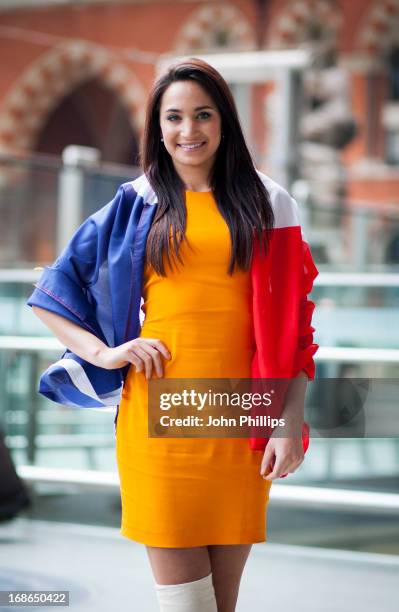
[[260, 436, 304, 481]]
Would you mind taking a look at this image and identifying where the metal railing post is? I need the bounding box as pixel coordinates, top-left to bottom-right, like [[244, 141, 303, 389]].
[[57, 146, 100, 254], [26, 352, 40, 465]]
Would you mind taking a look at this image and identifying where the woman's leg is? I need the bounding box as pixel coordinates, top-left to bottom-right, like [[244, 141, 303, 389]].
[[146, 545, 212, 584], [146, 543, 252, 611], [146, 545, 217, 611], [207, 544, 252, 612]]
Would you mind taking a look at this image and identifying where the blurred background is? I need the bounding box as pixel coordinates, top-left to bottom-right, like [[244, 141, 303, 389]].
[[0, 1, 398, 611]]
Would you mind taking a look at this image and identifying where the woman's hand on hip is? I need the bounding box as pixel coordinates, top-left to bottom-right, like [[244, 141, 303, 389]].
[[260, 437, 304, 481], [96, 338, 171, 378]]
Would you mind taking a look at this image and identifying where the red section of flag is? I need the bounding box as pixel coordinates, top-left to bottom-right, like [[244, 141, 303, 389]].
[[249, 226, 319, 472]]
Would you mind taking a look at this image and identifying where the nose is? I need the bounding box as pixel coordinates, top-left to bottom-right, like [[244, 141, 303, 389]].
[[180, 119, 198, 138]]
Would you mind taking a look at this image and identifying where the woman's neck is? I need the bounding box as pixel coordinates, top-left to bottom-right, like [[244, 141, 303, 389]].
[[173, 162, 213, 193]]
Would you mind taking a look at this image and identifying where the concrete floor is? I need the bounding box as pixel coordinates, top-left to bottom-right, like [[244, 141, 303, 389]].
[[1, 518, 398, 612]]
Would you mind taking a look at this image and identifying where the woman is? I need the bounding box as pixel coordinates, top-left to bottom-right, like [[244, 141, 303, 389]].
[[28, 58, 318, 611]]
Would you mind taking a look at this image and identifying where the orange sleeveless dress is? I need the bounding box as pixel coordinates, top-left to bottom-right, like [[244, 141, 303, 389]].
[[115, 190, 272, 547]]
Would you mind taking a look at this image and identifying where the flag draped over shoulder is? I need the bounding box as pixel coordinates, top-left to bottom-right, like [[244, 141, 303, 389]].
[[250, 181, 318, 451], [26, 171, 318, 457], [27, 177, 158, 407]]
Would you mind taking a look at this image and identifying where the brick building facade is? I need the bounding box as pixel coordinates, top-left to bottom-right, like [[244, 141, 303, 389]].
[[0, 0, 398, 217]]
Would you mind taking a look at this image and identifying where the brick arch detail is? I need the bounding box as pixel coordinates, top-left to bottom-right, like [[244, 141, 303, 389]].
[[269, 0, 341, 48], [358, 0, 399, 57], [174, 2, 256, 53], [0, 40, 147, 154]]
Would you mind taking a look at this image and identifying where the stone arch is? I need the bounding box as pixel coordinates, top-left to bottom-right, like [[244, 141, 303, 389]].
[[269, 0, 341, 49], [0, 40, 147, 154], [357, 0, 399, 58], [174, 2, 256, 53]]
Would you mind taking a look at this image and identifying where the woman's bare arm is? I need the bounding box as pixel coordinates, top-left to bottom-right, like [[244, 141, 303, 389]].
[[260, 371, 308, 480], [31, 306, 171, 377], [32, 306, 109, 367]]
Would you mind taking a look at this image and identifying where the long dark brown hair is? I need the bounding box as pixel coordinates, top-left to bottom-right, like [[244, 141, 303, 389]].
[[140, 57, 274, 275]]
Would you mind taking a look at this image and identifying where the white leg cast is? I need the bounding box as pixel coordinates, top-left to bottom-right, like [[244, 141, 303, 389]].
[[154, 572, 218, 611]]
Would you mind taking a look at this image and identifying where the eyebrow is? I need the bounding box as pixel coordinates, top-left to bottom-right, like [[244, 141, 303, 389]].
[[164, 105, 214, 113]]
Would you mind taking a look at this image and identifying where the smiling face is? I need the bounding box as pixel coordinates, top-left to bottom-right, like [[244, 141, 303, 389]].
[[159, 80, 222, 180]]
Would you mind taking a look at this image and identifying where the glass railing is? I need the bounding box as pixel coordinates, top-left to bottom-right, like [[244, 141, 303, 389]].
[[302, 199, 399, 272]]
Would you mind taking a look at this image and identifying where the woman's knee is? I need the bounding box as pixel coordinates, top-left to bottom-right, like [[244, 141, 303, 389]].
[[146, 545, 212, 585], [208, 543, 252, 578]]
